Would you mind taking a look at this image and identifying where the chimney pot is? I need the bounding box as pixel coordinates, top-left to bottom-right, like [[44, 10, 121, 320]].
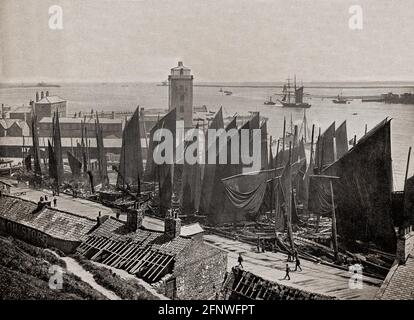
[[178, 61, 183, 67], [126, 208, 143, 232], [41, 91, 44, 99]]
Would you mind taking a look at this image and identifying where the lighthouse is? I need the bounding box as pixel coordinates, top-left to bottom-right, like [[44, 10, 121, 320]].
[[168, 61, 193, 130]]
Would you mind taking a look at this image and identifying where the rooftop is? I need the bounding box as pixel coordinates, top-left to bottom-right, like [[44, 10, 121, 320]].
[[39, 117, 123, 124], [0, 195, 96, 242], [35, 96, 66, 104]]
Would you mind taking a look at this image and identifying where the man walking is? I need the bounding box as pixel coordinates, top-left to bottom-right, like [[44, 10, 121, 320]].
[[295, 256, 302, 272], [283, 264, 291, 280]]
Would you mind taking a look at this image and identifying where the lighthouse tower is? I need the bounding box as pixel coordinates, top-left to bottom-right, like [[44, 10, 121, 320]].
[[168, 61, 193, 130]]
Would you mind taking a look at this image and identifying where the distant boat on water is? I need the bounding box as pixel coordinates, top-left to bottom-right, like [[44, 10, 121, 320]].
[[332, 93, 351, 104], [224, 90, 232, 96], [278, 76, 311, 108], [264, 96, 276, 105], [156, 81, 168, 86]]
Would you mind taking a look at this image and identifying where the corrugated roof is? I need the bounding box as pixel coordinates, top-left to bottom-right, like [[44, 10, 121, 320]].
[[35, 96, 66, 104], [0, 195, 96, 242]]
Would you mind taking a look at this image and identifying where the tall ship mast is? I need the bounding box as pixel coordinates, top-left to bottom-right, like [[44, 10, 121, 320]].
[[278, 75, 311, 108]]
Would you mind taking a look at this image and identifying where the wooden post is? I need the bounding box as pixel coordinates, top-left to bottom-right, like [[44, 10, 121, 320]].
[[330, 180, 339, 261], [275, 139, 280, 168], [282, 117, 286, 159], [364, 124, 368, 135], [353, 135, 357, 147]]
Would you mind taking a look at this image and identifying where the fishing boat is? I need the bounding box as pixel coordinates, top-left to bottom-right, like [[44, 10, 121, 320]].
[[224, 90, 232, 96], [278, 76, 311, 108], [264, 96, 276, 105], [332, 93, 350, 104]]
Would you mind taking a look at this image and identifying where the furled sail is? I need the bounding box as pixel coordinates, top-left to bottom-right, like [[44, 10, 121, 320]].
[[260, 120, 268, 170], [95, 114, 109, 186], [295, 86, 304, 104], [52, 112, 64, 182], [322, 118, 396, 253], [31, 114, 42, 178]]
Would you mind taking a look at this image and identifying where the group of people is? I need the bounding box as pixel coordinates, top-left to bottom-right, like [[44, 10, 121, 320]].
[[283, 249, 302, 280], [40, 194, 58, 207], [236, 245, 303, 282]]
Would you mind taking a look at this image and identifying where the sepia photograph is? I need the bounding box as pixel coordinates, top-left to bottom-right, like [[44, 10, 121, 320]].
[[1, 0, 414, 311]]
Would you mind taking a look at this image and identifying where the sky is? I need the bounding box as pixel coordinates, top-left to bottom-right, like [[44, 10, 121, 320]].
[[1, 0, 414, 83]]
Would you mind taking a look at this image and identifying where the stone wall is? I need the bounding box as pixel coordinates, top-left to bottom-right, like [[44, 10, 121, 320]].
[[173, 239, 227, 300]]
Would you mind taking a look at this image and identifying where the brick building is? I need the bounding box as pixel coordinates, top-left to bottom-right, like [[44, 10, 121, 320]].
[[76, 211, 227, 300], [33, 91, 67, 120]]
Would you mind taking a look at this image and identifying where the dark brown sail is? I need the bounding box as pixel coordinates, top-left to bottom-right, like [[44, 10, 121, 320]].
[[316, 122, 335, 170], [67, 151, 82, 178], [48, 140, 58, 184], [335, 121, 348, 159], [260, 121, 268, 170], [322, 119, 396, 253], [199, 108, 224, 217], [144, 108, 176, 215]]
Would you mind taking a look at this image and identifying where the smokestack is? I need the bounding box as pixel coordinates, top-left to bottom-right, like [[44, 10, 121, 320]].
[[46, 91, 49, 97], [164, 193, 181, 238], [41, 91, 44, 99], [36, 92, 39, 102], [126, 208, 143, 232]]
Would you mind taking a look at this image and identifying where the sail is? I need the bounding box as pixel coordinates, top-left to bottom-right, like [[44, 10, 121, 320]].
[[335, 121, 348, 160], [144, 109, 176, 215], [222, 169, 274, 222], [31, 114, 42, 177], [48, 140, 58, 184], [404, 175, 414, 226], [295, 86, 304, 104], [199, 108, 224, 217], [117, 108, 143, 188], [260, 121, 268, 170], [67, 151, 82, 177], [316, 122, 335, 170], [53, 112, 64, 182], [95, 115, 108, 185], [240, 112, 260, 172], [322, 119, 396, 253]]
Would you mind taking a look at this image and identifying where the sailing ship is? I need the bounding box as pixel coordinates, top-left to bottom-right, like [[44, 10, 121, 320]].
[[264, 96, 276, 105], [278, 77, 311, 108]]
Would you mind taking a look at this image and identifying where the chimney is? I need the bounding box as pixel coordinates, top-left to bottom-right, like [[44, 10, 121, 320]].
[[126, 208, 143, 232], [46, 91, 49, 97], [41, 91, 44, 99], [36, 92, 39, 102], [396, 225, 414, 264], [164, 193, 181, 238], [178, 61, 183, 67]]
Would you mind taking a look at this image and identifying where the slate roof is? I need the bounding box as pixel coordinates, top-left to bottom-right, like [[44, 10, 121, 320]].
[[0, 195, 96, 242], [35, 96, 66, 104], [89, 217, 191, 256], [376, 255, 414, 300]]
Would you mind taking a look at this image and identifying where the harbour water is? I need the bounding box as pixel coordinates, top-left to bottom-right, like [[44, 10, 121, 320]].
[[1, 82, 414, 189]]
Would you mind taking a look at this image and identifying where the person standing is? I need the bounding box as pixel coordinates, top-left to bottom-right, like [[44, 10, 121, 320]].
[[238, 253, 244, 268], [283, 264, 291, 280]]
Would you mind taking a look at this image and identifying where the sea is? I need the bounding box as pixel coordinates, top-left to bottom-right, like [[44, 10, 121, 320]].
[[1, 81, 414, 190]]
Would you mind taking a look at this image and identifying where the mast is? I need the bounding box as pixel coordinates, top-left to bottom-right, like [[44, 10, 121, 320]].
[[282, 117, 286, 157], [330, 180, 339, 261], [287, 142, 295, 251]]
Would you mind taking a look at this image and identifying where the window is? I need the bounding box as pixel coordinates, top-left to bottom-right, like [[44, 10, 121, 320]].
[[180, 105, 184, 113], [180, 94, 185, 101]]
